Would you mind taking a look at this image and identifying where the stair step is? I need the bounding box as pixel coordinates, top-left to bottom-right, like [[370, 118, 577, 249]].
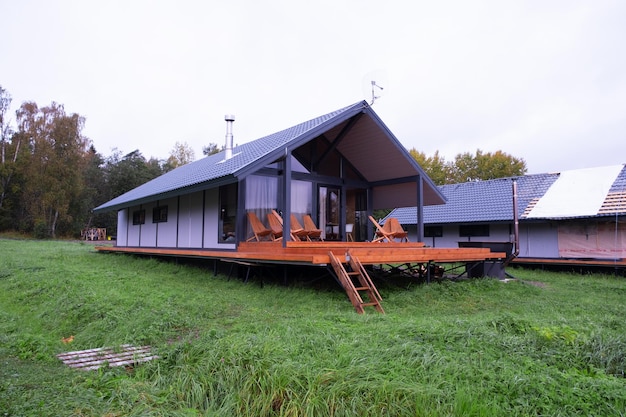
[[328, 250, 384, 314]]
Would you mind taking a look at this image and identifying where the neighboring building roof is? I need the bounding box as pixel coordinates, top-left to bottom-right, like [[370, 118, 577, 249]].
[[94, 101, 445, 213], [386, 164, 626, 225], [525, 165, 624, 219]]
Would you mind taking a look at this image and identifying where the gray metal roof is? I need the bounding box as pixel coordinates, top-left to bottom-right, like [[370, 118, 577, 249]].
[[386, 173, 558, 225], [386, 164, 626, 225], [610, 163, 626, 193], [94, 101, 445, 213]]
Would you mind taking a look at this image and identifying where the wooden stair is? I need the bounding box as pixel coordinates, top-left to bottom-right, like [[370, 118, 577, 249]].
[[328, 250, 384, 314]]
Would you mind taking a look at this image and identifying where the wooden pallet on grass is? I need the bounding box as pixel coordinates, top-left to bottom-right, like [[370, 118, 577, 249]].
[[56, 344, 157, 371]]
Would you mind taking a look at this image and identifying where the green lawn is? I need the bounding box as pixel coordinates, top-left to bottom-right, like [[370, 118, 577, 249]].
[[1, 239, 625, 416]]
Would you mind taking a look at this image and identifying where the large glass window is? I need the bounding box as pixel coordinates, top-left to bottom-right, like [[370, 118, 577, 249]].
[[245, 175, 278, 236], [291, 180, 312, 221], [219, 183, 238, 243], [319, 186, 340, 240]]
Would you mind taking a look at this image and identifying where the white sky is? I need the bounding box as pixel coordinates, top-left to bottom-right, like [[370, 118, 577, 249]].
[[2, 0, 625, 174]]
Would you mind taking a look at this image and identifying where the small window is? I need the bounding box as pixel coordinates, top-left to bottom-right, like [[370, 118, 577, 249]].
[[132, 210, 145, 225], [459, 224, 490, 237], [424, 225, 443, 237], [153, 206, 168, 223]]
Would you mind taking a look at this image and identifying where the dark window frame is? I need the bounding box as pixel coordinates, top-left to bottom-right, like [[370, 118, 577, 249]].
[[459, 224, 490, 237], [132, 209, 145, 225], [152, 206, 168, 223], [219, 183, 238, 243], [424, 225, 443, 238]]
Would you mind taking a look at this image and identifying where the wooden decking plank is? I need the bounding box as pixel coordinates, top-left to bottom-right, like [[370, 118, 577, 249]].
[[96, 242, 506, 266], [511, 257, 626, 267]]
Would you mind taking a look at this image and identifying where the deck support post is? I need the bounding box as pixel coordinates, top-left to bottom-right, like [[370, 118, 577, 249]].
[[416, 175, 424, 243], [282, 148, 292, 247]]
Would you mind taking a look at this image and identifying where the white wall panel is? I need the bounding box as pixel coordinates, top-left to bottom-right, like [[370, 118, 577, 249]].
[[177, 191, 204, 248], [156, 197, 177, 248]]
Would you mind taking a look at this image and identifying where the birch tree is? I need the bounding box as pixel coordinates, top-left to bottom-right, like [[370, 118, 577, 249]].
[[16, 101, 90, 237], [0, 85, 17, 210]]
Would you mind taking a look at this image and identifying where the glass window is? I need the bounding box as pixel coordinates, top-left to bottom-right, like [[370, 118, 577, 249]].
[[245, 175, 278, 236], [319, 186, 340, 240], [291, 180, 312, 220], [132, 210, 145, 225], [424, 225, 443, 237], [152, 206, 168, 223], [290, 155, 310, 173], [219, 183, 238, 243], [459, 224, 489, 237]]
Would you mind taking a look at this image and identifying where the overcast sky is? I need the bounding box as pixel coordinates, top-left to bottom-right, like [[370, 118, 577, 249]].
[[2, 0, 625, 175]]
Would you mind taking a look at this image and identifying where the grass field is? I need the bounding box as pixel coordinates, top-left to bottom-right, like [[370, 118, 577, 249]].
[[1, 238, 625, 416]]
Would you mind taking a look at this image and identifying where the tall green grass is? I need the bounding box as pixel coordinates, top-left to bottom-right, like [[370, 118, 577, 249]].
[[1, 239, 625, 416]]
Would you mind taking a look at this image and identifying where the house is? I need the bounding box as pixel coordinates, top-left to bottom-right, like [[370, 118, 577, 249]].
[[93, 101, 445, 250], [384, 164, 626, 265], [92, 100, 516, 312]]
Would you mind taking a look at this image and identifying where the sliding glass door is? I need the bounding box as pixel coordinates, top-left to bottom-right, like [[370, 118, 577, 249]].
[[319, 186, 340, 240]]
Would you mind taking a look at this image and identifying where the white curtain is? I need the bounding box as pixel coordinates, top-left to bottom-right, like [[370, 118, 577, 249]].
[[245, 176, 278, 234], [291, 180, 312, 222]]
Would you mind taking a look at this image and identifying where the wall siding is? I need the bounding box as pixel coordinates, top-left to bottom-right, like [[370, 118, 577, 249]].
[[155, 197, 178, 248], [126, 208, 141, 246], [519, 223, 559, 258], [117, 209, 128, 246], [177, 191, 204, 248], [114, 188, 235, 250], [408, 221, 563, 259], [204, 188, 229, 249]]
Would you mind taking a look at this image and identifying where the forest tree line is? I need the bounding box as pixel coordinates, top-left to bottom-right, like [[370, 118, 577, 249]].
[[0, 85, 526, 238]]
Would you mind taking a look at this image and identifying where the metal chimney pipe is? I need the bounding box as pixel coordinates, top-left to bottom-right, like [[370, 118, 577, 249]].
[[224, 114, 235, 159]]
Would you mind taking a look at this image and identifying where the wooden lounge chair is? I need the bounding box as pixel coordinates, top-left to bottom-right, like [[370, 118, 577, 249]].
[[289, 214, 311, 241], [266, 212, 284, 241], [388, 217, 409, 242], [246, 211, 274, 242], [369, 215, 395, 242], [346, 223, 354, 241], [302, 215, 323, 241]]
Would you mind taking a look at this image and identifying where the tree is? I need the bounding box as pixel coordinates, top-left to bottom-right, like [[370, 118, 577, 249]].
[[449, 149, 527, 183], [164, 141, 195, 172], [202, 142, 222, 156], [15, 101, 91, 237], [105, 149, 163, 199], [0, 85, 16, 211], [408, 148, 452, 185], [410, 148, 527, 185], [77, 145, 111, 231]]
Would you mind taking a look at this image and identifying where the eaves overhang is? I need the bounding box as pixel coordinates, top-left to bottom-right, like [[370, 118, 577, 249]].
[[92, 174, 238, 213]]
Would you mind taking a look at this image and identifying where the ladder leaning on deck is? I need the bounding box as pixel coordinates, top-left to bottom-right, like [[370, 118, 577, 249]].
[[328, 250, 385, 314]]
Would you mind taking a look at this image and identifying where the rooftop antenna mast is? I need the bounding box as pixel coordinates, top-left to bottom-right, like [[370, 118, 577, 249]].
[[370, 80, 384, 105]]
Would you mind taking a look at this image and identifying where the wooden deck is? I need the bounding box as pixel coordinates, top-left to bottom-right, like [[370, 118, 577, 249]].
[[95, 241, 509, 314], [511, 257, 626, 268], [95, 241, 507, 266]]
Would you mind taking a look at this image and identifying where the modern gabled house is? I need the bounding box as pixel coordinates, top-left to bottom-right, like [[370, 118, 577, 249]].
[[384, 164, 626, 266], [93, 101, 445, 250], [93, 101, 516, 311]]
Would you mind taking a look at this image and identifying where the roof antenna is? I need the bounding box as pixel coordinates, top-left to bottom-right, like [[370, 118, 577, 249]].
[[370, 80, 384, 105]]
